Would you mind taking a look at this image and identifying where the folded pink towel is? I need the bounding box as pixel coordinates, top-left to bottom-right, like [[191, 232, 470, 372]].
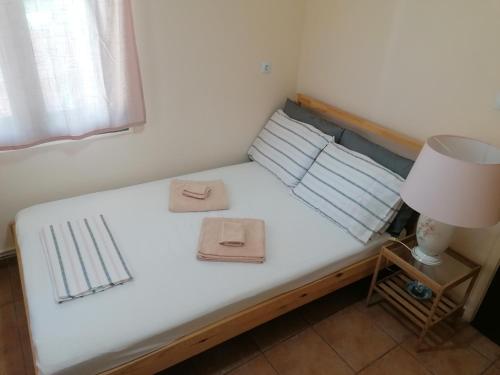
[[182, 183, 211, 200], [169, 179, 229, 212], [198, 218, 265, 263], [219, 221, 245, 247]]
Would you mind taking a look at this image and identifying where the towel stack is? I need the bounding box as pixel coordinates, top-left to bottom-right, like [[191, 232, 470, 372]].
[[197, 218, 265, 263], [182, 183, 211, 199], [169, 179, 229, 212], [219, 221, 245, 247], [169, 179, 266, 263]]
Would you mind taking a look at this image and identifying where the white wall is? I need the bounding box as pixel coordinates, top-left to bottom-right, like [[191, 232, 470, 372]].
[[0, 0, 305, 251], [297, 0, 500, 319], [298, 0, 500, 146]]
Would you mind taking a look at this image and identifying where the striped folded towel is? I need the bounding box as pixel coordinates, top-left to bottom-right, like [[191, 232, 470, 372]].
[[40, 214, 132, 303]]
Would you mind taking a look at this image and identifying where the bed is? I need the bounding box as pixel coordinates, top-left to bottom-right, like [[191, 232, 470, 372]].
[[12, 94, 423, 375]]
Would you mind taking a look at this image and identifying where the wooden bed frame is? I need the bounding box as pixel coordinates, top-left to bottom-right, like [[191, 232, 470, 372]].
[[11, 94, 423, 375]]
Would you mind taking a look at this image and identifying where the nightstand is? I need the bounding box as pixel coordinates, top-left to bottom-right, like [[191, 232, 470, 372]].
[[366, 234, 481, 349]]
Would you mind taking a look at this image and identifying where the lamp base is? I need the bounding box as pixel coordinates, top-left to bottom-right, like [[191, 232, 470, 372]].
[[411, 246, 442, 266], [411, 215, 455, 266]]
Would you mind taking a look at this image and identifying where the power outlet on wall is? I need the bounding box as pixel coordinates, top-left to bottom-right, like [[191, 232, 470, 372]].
[[260, 62, 272, 74]]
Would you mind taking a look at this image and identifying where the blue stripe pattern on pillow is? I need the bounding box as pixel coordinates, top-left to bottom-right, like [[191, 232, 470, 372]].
[[292, 142, 404, 243], [248, 109, 333, 187]]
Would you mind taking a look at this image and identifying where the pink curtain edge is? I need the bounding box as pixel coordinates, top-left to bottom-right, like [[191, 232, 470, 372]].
[[0, 120, 145, 152], [0, 0, 147, 153], [125, 0, 147, 126]]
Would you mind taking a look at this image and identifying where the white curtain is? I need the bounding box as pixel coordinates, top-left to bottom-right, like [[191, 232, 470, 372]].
[[0, 0, 145, 150]]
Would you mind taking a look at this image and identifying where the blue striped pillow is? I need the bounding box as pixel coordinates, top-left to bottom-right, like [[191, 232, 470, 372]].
[[292, 143, 404, 243], [248, 110, 333, 187]]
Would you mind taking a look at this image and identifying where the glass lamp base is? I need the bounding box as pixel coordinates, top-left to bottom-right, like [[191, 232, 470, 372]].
[[411, 246, 442, 266], [413, 214, 455, 266]]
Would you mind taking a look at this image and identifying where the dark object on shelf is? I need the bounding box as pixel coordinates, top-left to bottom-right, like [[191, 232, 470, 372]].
[[406, 280, 432, 300]]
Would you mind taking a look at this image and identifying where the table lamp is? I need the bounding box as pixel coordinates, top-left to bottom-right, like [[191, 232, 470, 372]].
[[400, 135, 500, 266]]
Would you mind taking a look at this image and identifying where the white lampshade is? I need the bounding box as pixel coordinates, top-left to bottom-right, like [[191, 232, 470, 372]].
[[401, 135, 500, 228]]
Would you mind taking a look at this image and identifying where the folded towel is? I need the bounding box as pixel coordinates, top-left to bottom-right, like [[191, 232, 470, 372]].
[[197, 218, 265, 263], [182, 183, 211, 200], [169, 179, 229, 212], [219, 221, 245, 247], [40, 214, 132, 303]]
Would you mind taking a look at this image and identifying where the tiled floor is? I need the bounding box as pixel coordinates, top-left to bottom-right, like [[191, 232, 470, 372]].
[[0, 258, 34, 375], [1, 257, 499, 375]]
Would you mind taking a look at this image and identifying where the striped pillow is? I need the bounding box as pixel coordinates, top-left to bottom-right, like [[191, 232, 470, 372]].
[[248, 109, 333, 187], [292, 143, 404, 243]]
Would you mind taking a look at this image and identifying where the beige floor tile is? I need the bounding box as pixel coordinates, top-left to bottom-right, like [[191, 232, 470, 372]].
[[249, 310, 308, 351], [484, 365, 500, 375], [361, 302, 416, 343], [0, 303, 18, 347], [408, 322, 499, 362], [18, 321, 34, 375], [13, 300, 27, 325], [14, 301, 35, 375], [265, 328, 353, 375], [402, 335, 491, 375], [314, 305, 396, 371], [299, 280, 368, 325], [157, 357, 194, 375], [358, 347, 430, 375], [0, 304, 26, 375], [226, 355, 277, 375], [470, 334, 500, 361], [186, 334, 260, 375], [447, 324, 480, 347], [0, 262, 13, 307], [9, 261, 24, 302], [404, 321, 476, 350]]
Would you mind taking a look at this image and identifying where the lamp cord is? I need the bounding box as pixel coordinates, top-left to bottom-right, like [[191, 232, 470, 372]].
[[387, 237, 427, 287], [387, 236, 414, 253]]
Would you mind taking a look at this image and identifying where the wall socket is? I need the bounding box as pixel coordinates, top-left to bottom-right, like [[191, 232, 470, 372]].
[[260, 62, 272, 74]]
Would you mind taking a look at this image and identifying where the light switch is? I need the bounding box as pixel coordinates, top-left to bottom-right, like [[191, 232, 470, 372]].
[[496, 93, 500, 110], [260, 62, 272, 74]]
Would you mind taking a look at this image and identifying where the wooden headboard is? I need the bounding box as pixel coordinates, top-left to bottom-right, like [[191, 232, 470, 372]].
[[296, 94, 423, 159]]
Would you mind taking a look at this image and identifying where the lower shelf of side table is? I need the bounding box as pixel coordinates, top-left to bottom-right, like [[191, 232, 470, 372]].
[[374, 272, 461, 329]]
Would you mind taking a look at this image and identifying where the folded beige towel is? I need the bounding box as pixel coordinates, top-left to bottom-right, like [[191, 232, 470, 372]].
[[198, 218, 265, 263], [169, 179, 229, 212], [219, 221, 245, 247], [183, 183, 211, 200]]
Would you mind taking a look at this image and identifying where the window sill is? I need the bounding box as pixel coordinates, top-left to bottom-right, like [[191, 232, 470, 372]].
[[1, 126, 136, 153]]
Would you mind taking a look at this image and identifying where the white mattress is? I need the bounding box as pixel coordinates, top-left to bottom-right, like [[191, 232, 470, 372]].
[[16, 162, 387, 375]]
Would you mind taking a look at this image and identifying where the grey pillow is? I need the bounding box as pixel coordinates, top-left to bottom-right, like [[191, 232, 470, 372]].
[[339, 130, 416, 235], [340, 130, 414, 178], [283, 99, 345, 141], [387, 203, 416, 235]]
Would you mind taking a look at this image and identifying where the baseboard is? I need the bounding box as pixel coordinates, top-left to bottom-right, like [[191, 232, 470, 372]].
[[0, 248, 15, 260]]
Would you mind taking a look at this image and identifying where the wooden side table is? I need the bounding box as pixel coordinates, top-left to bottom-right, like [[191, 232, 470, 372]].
[[366, 234, 481, 349]]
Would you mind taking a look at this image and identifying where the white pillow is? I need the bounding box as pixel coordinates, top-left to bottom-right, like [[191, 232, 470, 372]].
[[292, 142, 404, 243], [248, 109, 333, 187]]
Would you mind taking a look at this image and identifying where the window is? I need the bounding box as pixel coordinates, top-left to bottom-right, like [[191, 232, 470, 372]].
[[0, 0, 145, 151], [0, 69, 11, 118]]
